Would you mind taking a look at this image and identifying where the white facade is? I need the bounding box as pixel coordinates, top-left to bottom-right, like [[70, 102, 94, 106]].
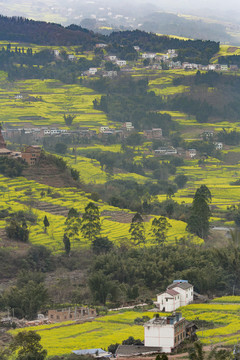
[[144, 314, 186, 353], [220, 64, 228, 71], [214, 142, 223, 150], [142, 53, 156, 59], [156, 290, 181, 312], [68, 54, 76, 61], [108, 55, 117, 61], [116, 60, 127, 66], [88, 68, 98, 75], [155, 281, 194, 311], [100, 126, 110, 133]]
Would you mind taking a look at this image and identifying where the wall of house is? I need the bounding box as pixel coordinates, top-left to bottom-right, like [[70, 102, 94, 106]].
[[174, 287, 193, 306], [144, 324, 174, 352], [157, 293, 181, 312], [48, 308, 96, 322]]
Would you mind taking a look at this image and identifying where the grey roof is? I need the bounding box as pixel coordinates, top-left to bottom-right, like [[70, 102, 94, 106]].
[[72, 349, 111, 357], [116, 345, 161, 357], [168, 282, 192, 290]]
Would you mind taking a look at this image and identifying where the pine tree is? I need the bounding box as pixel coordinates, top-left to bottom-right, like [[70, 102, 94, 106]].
[[129, 212, 145, 246], [63, 233, 71, 255], [187, 185, 212, 239], [80, 202, 101, 242], [43, 215, 50, 233]]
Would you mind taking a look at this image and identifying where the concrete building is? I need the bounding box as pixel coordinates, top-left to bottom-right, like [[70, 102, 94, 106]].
[[142, 53, 156, 59], [21, 145, 42, 166], [88, 68, 98, 75], [214, 142, 223, 150], [155, 280, 194, 312], [144, 313, 186, 353], [116, 60, 127, 66], [154, 147, 177, 156], [123, 122, 134, 131], [186, 149, 197, 158], [48, 307, 96, 322], [144, 128, 162, 140]]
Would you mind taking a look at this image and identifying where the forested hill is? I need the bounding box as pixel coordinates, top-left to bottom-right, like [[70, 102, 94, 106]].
[[0, 15, 219, 59], [0, 15, 101, 46], [109, 30, 219, 58]]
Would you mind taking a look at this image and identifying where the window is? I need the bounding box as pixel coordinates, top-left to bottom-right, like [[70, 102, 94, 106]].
[[57, 315, 59, 320]]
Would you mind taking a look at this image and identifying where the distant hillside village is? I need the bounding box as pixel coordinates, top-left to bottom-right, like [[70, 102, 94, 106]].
[[66, 45, 238, 76], [2, 124, 223, 162]]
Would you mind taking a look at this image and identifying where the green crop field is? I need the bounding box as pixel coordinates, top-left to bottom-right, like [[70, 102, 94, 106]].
[[9, 297, 240, 356]]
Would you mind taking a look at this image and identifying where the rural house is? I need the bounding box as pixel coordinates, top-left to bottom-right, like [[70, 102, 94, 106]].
[[155, 280, 194, 312], [48, 307, 96, 322], [21, 145, 42, 166], [144, 313, 186, 353]]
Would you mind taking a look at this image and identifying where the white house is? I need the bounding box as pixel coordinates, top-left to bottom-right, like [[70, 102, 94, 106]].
[[123, 122, 134, 131], [154, 147, 177, 156], [95, 43, 108, 48], [108, 55, 117, 61], [88, 68, 98, 75], [116, 60, 127, 66], [155, 280, 194, 311], [68, 54, 76, 61], [144, 313, 186, 353], [100, 126, 110, 133], [220, 64, 228, 71], [142, 53, 156, 59], [134, 46, 140, 51], [53, 50, 60, 57], [208, 64, 217, 71], [186, 149, 197, 158], [214, 142, 223, 150]]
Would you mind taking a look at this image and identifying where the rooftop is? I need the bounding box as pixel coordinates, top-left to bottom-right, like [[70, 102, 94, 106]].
[[168, 282, 193, 290], [116, 345, 161, 357]]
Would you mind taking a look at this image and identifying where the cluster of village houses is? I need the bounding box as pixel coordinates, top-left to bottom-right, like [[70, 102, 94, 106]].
[[62, 44, 238, 77], [2, 122, 223, 164]]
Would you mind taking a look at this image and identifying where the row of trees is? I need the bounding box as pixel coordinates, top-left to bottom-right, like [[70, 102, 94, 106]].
[[62, 202, 173, 254]]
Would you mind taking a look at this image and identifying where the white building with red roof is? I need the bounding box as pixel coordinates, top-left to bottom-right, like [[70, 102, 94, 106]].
[[155, 280, 193, 312]]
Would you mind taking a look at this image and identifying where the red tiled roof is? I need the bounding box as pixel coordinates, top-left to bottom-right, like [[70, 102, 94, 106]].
[[166, 289, 179, 296]]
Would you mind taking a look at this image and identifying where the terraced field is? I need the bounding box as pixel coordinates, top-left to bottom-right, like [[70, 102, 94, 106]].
[[0, 173, 201, 253], [0, 75, 107, 128]]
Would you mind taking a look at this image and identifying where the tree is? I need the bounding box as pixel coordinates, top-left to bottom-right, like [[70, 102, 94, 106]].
[[88, 272, 118, 305], [92, 236, 114, 255], [65, 208, 81, 239], [43, 215, 49, 233], [4, 279, 48, 320], [187, 185, 212, 239], [156, 354, 168, 360], [10, 331, 47, 360], [6, 219, 29, 242], [188, 341, 205, 360], [63, 114, 76, 126], [175, 174, 188, 189], [55, 142, 67, 154], [150, 216, 172, 245], [63, 233, 71, 255], [81, 202, 101, 242], [129, 212, 145, 246]]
